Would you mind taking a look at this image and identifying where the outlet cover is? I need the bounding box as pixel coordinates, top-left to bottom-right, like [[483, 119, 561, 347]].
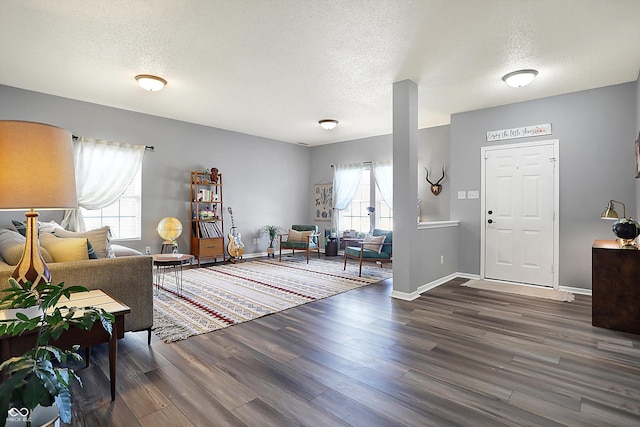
[[457, 191, 466, 200], [467, 190, 479, 199], [145, 246, 151, 254]]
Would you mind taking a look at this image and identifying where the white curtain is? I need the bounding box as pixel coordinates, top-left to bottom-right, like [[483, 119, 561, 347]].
[[62, 137, 145, 231], [332, 162, 363, 232], [373, 161, 393, 209]]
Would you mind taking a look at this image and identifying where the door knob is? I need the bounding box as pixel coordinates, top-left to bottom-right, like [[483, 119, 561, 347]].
[[488, 219, 494, 224], [488, 210, 493, 215]]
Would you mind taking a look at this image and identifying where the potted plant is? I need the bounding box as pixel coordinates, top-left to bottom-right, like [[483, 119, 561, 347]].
[[258, 225, 284, 257], [0, 278, 114, 426]]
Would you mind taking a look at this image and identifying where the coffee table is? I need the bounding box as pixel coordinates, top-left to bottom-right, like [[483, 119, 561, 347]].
[[152, 253, 195, 295], [0, 289, 130, 401]]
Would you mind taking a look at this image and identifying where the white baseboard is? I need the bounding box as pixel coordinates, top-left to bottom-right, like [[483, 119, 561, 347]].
[[390, 272, 477, 301], [559, 285, 592, 296]]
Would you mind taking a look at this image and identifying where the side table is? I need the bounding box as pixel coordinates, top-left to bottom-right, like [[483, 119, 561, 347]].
[[0, 289, 130, 401], [592, 239, 640, 334], [325, 239, 338, 256], [152, 253, 195, 295]]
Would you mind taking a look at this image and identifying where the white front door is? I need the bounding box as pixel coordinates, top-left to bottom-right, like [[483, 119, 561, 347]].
[[482, 142, 557, 287]]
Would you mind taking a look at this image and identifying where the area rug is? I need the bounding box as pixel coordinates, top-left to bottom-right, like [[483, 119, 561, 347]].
[[152, 257, 392, 343], [462, 279, 574, 302]]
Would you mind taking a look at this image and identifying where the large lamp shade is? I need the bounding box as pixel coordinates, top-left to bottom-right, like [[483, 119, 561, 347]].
[[0, 121, 77, 285]]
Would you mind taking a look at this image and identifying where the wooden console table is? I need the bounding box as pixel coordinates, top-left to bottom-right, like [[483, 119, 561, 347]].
[[0, 290, 130, 401], [592, 240, 640, 334]]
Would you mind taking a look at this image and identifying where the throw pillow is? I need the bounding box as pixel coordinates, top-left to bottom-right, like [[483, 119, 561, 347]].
[[11, 219, 65, 236], [53, 226, 114, 258], [11, 220, 27, 237], [39, 233, 89, 262], [362, 233, 386, 253], [0, 229, 54, 265], [288, 229, 312, 243]]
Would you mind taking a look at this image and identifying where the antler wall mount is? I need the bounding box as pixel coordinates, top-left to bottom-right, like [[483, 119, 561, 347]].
[[424, 166, 445, 196]]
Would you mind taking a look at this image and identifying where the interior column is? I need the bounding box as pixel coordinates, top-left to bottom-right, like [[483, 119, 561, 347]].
[[392, 79, 419, 295]]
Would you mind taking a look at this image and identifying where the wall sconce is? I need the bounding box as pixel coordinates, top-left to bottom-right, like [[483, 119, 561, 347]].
[[600, 199, 640, 249]]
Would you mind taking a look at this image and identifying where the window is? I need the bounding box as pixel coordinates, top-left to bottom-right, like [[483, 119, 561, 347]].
[[80, 168, 141, 240], [339, 166, 393, 233]]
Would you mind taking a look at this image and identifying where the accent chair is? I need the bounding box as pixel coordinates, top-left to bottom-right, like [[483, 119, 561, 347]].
[[343, 229, 392, 276], [279, 225, 320, 263]]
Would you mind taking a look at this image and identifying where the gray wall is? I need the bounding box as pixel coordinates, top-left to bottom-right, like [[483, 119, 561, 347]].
[[450, 82, 638, 290], [309, 125, 451, 232], [0, 85, 310, 256], [309, 134, 391, 244], [636, 73, 640, 221], [418, 125, 450, 221]]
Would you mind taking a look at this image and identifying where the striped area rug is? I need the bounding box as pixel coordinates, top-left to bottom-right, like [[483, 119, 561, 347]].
[[152, 257, 392, 343]]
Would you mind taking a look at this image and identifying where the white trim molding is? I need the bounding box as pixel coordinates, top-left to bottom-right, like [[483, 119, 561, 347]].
[[390, 272, 479, 301], [417, 220, 459, 230]]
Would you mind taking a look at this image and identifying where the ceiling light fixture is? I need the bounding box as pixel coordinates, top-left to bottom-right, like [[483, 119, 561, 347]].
[[502, 69, 538, 88], [319, 119, 338, 130], [135, 74, 167, 92]]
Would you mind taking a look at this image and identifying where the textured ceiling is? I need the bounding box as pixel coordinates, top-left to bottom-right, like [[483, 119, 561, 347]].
[[1, 0, 640, 146]]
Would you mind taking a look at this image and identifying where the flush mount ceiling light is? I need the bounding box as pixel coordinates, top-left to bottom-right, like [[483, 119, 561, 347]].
[[502, 69, 538, 88], [135, 74, 167, 91], [319, 119, 338, 130]]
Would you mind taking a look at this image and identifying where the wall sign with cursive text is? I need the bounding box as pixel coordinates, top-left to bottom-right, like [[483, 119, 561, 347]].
[[486, 123, 552, 142]]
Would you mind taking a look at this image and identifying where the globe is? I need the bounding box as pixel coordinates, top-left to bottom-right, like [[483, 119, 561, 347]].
[[157, 217, 183, 242], [612, 217, 640, 249]]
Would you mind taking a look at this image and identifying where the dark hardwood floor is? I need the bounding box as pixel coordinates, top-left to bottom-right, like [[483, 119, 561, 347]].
[[66, 270, 640, 426]]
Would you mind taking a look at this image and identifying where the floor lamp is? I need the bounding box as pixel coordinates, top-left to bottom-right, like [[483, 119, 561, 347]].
[[0, 121, 77, 286]]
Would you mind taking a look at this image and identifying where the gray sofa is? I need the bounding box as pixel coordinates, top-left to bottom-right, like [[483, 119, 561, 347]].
[[0, 251, 154, 343]]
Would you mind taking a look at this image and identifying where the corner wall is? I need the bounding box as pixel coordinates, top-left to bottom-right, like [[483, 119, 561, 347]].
[[451, 82, 637, 289]]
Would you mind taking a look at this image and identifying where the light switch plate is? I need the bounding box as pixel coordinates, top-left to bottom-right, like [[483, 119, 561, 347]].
[[457, 191, 466, 200], [468, 190, 479, 199]]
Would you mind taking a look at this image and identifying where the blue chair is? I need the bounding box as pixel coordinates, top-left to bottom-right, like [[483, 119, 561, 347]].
[[343, 229, 392, 276], [279, 225, 320, 263]]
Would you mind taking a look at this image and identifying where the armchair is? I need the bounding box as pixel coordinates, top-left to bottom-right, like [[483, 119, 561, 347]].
[[343, 229, 392, 276], [279, 225, 320, 263]]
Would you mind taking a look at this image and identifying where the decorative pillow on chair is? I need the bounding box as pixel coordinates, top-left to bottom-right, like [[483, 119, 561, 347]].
[[288, 229, 312, 243], [362, 233, 386, 254], [39, 233, 89, 262], [53, 226, 115, 258]]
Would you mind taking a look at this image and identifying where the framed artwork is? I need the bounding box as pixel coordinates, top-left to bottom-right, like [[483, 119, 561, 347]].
[[314, 183, 332, 221], [635, 131, 640, 179]]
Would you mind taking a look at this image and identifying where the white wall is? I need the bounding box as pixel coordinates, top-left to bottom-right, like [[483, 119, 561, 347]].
[[0, 85, 311, 256]]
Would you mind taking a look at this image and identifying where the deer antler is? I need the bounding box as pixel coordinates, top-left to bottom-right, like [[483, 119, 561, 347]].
[[424, 166, 445, 185]]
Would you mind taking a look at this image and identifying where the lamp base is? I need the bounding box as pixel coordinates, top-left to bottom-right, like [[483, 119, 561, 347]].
[[618, 238, 638, 250], [12, 210, 51, 286]]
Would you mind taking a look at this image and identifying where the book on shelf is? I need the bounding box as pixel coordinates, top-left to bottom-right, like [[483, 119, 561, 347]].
[[197, 220, 223, 238], [196, 189, 219, 202]]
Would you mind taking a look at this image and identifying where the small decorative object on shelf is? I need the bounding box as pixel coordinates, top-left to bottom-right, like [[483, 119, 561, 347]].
[[190, 171, 224, 266], [600, 199, 640, 249], [210, 167, 219, 184]]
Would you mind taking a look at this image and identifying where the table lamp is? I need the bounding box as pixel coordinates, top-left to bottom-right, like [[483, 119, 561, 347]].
[[600, 199, 640, 249], [157, 217, 183, 253], [0, 121, 78, 285]]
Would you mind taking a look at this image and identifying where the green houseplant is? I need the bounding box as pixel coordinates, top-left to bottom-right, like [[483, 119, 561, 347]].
[[258, 225, 285, 256], [0, 278, 114, 426]]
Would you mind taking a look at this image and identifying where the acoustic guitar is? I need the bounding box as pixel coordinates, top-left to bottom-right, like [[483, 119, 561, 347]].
[[227, 207, 245, 262]]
